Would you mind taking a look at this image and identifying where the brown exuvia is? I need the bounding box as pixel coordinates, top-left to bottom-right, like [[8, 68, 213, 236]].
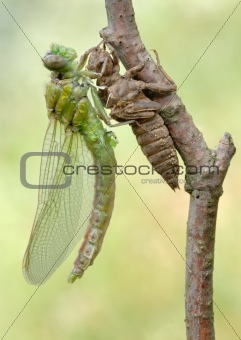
[[87, 44, 179, 190]]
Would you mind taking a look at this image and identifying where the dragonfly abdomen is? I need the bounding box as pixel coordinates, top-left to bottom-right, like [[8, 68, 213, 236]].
[[68, 139, 116, 283]]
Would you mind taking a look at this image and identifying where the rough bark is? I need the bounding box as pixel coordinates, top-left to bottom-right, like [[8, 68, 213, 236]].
[[101, 1, 236, 339]]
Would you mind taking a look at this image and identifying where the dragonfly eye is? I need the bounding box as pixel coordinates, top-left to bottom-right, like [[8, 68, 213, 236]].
[[43, 55, 67, 71]]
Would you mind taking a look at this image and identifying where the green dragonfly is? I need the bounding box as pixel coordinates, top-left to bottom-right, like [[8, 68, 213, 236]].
[[22, 44, 118, 285]]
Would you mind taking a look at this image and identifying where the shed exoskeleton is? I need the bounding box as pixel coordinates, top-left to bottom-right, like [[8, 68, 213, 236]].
[[87, 43, 179, 190]]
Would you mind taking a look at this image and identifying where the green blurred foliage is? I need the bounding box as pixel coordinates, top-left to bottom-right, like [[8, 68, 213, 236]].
[[0, 0, 240, 339]]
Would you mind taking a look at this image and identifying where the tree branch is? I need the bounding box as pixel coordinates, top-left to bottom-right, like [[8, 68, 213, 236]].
[[101, 1, 236, 339]]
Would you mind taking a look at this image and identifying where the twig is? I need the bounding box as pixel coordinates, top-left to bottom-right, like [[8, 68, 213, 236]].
[[101, 1, 236, 339]]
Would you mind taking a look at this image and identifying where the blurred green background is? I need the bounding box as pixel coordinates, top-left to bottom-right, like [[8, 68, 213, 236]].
[[0, 0, 240, 339]]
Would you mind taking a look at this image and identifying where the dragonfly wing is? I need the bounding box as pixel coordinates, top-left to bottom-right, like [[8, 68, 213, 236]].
[[23, 120, 95, 285], [30, 117, 65, 227]]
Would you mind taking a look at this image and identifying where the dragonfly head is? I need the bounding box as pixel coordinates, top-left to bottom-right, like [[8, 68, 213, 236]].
[[43, 43, 77, 75]]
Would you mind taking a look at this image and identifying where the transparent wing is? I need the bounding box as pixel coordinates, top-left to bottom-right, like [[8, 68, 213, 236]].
[[23, 118, 95, 285], [31, 117, 65, 226]]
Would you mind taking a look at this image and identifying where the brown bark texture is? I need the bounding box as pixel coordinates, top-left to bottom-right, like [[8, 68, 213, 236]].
[[101, 1, 236, 339]]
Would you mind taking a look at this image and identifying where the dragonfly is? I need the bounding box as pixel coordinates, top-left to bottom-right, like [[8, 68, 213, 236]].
[[22, 43, 118, 285]]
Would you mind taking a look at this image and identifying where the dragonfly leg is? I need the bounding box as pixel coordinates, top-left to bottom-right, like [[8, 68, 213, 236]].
[[150, 49, 177, 90], [78, 42, 104, 71], [124, 62, 145, 79], [91, 87, 112, 125]]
